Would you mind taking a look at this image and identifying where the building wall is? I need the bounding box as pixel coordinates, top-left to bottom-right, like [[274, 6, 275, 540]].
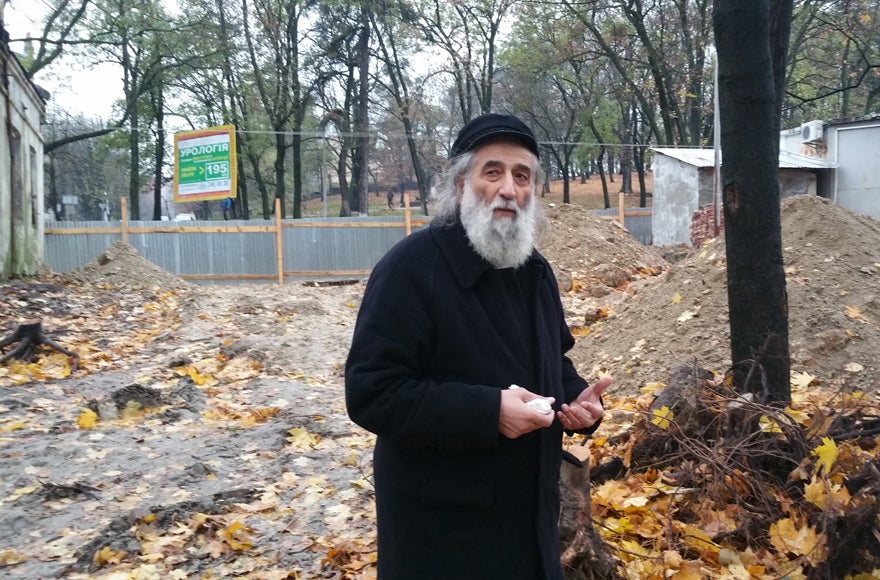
[[832, 122, 880, 219], [779, 169, 817, 199], [781, 117, 880, 219], [1, 38, 45, 279], [653, 153, 822, 247], [652, 154, 700, 246]]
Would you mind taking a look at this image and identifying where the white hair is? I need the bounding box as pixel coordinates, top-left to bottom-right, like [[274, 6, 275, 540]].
[[431, 149, 545, 224]]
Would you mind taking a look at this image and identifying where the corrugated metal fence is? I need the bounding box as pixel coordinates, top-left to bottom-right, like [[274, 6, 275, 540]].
[[593, 208, 652, 245], [45, 205, 652, 284]]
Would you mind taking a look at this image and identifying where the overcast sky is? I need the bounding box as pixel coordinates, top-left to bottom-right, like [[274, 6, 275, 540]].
[[5, 0, 122, 120]]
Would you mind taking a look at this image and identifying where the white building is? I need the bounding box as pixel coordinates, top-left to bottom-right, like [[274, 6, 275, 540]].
[[780, 115, 880, 220], [1, 24, 47, 278], [650, 147, 835, 246]]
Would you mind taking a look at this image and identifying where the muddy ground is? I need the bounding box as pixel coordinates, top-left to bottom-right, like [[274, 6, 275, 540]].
[[1, 193, 878, 578]]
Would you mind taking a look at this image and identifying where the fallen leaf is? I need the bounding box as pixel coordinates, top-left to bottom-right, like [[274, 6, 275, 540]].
[[77, 408, 98, 430], [769, 517, 827, 566], [220, 521, 254, 551], [811, 437, 838, 475], [791, 371, 818, 389], [844, 305, 867, 323], [287, 426, 321, 449], [652, 406, 674, 430], [93, 545, 126, 565]]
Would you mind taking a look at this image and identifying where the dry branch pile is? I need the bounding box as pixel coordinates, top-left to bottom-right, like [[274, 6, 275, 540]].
[[571, 362, 880, 578]]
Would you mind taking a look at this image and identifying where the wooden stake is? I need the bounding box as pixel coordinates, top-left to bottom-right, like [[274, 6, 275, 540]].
[[275, 198, 284, 286]]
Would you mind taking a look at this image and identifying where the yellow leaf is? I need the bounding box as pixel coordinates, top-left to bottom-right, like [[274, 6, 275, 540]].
[[220, 521, 253, 551], [811, 437, 838, 475], [350, 478, 372, 490], [345, 301, 357, 308], [669, 563, 704, 580], [652, 406, 674, 430], [803, 476, 827, 509], [93, 545, 126, 565], [845, 305, 867, 322], [77, 408, 98, 430], [671, 293, 682, 304], [784, 407, 810, 425], [0, 548, 27, 566], [287, 426, 321, 449], [791, 370, 818, 389], [769, 518, 827, 566], [570, 326, 591, 337], [759, 415, 782, 433]]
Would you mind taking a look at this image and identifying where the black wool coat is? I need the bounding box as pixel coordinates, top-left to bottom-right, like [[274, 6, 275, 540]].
[[345, 219, 597, 580]]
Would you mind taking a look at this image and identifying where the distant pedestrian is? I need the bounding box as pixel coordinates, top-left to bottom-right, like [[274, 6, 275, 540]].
[[386, 190, 395, 209], [221, 197, 233, 220]]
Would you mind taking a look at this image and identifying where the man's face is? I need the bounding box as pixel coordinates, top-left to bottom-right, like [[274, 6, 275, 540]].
[[458, 139, 540, 269], [459, 140, 535, 217]]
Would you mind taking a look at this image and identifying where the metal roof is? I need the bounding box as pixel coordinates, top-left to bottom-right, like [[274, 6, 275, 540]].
[[651, 147, 837, 169]]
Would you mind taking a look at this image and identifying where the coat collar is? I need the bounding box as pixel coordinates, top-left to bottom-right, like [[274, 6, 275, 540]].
[[430, 218, 545, 289]]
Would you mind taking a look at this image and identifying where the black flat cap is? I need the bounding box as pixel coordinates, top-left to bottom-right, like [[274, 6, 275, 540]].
[[450, 113, 540, 159]]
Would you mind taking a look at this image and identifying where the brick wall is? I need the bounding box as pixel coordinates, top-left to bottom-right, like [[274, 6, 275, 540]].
[[691, 205, 724, 247]]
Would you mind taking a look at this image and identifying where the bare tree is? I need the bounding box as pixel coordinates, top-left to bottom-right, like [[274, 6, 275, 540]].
[[714, 0, 793, 404]]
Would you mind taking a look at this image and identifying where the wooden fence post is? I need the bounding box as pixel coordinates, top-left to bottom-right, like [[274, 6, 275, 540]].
[[275, 198, 283, 286], [120, 197, 129, 243], [618, 191, 625, 228], [404, 192, 412, 236]]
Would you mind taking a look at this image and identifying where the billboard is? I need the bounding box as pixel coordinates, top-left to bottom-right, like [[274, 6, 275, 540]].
[[173, 125, 237, 202]]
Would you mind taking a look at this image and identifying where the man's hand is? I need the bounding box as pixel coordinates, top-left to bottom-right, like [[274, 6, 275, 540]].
[[499, 387, 555, 439], [556, 377, 611, 431]]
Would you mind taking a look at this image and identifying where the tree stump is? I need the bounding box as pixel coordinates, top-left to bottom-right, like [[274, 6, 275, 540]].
[[559, 451, 621, 580], [0, 319, 80, 371]]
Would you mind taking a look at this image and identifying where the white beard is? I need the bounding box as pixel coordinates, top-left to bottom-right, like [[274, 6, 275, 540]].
[[459, 181, 539, 269]]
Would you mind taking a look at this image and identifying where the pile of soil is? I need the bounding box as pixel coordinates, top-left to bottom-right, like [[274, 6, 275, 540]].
[[62, 241, 194, 292], [566, 195, 880, 394], [539, 203, 669, 322]]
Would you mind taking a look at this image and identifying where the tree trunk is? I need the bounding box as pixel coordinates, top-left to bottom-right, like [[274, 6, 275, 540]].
[[129, 108, 140, 219], [151, 85, 165, 221], [355, 0, 371, 215], [235, 130, 250, 220], [635, 145, 648, 207], [292, 130, 303, 219], [274, 130, 286, 218], [597, 149, 610, 209], [714, 0, 792, 404]]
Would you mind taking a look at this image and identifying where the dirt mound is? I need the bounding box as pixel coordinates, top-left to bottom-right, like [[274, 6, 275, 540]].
[[568, 195, 880, 395], [539, 203, 668, 307], [62, 241, 194, 292]]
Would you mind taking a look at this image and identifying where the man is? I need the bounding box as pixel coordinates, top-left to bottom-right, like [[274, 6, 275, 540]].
[[345, 113, 610, 580]]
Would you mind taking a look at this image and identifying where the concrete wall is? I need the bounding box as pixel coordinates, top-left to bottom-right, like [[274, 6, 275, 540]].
[[781, 118, 880, 218], [653, 153, 821, 247], [1, 38, 45, 279], [779, 169, 817, 199], [652, 154, 701, 246], [832, 122, 880, 219]]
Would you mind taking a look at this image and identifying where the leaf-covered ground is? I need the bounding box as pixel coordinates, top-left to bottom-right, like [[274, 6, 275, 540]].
[[2, 192, 879, 578]]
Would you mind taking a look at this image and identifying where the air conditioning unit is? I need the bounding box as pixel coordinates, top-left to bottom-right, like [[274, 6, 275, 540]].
[[800, 120, 825, 143]]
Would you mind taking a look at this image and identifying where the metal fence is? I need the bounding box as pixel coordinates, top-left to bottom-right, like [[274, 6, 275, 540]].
[[44, 207, 652, 284], [593, 208, 653, 245], [44, 216, 429, 285]]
